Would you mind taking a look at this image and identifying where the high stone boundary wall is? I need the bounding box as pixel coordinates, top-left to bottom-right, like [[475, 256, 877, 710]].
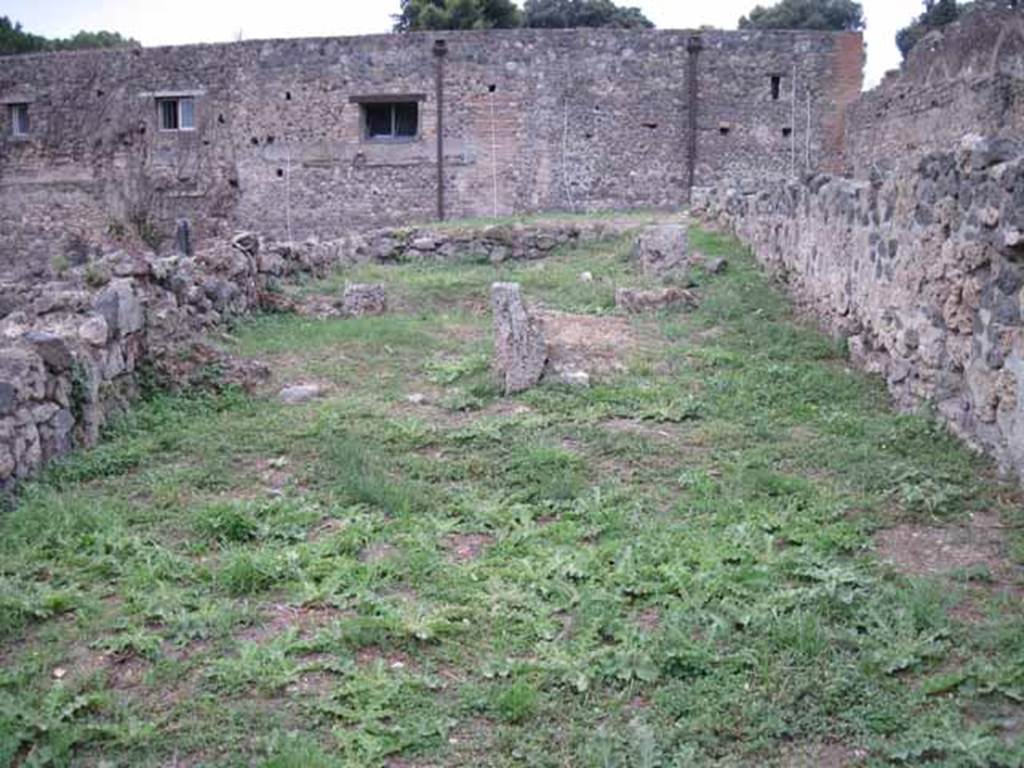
[[0, 27, 862, 277]]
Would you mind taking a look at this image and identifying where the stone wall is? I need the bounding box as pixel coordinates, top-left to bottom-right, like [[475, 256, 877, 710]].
[[0, 27, 861, 275], [846, 6, 1024, 177], [0, 216, 643, 490], [696, 134, 1024, 480]]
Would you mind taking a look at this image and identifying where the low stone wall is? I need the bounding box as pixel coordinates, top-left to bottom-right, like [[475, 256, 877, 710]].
[[0, 216, 641, 490], [695, 135, 1024, 480]]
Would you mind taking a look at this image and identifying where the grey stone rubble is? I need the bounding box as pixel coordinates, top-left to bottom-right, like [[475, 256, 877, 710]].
[[279, 384, 324, 405], [491, 282, 548, 395], [633, 224, 690, 279], [615, 287, 698, 314], [341, 284, 388, 317], [0, 219, 641, 490]]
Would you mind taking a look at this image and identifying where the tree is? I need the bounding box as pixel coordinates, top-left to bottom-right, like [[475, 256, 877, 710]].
[[894, 0, 961, 58], [738, 0, 865, 31], [523, 0, 654, 29], [393, 0, 522, 31], [51, 30, 139, 51], [0, 16, 138, 56], [0, 16, 47, 55]]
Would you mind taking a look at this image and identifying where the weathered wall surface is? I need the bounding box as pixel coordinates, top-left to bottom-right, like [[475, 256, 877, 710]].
[[0, 27, 861, 275], [847, 6, 1024, 177], [697, 137, 1024, 480]]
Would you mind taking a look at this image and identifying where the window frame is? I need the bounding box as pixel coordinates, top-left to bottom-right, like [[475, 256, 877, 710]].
[[9, 103, 29, 137], [361, 101, 420, 143], [350, 95, 426, 144], [156, 96, 196, 132]]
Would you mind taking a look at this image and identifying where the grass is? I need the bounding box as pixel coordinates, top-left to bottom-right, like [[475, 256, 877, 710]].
[[1, 225, 1023, 766]]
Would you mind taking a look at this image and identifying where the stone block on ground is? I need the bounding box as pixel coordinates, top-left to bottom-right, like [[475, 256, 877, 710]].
[[491, 282, 547, 395], [279, 383, 323, 404], [341, 283, 387, 317], [634, 224, 689, 278], [615, 287, 697, 314]]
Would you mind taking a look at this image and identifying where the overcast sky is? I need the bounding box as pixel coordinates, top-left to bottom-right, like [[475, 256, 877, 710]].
[[6, 0, 921, 88]]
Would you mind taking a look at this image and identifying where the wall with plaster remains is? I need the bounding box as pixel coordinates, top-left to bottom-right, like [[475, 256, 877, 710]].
[[0, 27, 861, 276]]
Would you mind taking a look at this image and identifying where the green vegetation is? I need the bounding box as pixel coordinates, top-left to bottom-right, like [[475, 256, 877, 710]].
[[1, 226, 1022, 765], [0, 16, 138, 57], [738, 0, 865, 31], [393, 0, 652, 32]]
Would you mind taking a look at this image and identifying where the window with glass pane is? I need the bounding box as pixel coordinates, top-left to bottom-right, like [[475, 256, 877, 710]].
[[362, 102, 418, 140], [10, 104, 29, 136], [179, 98, 195, 129], [157, 97, 196, 131], [159, 99, 179, 130]]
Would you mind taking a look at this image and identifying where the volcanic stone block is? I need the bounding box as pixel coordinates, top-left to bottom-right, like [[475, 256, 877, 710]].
[[341, 283, 387, 317], [634, 224, 689, 278], [615, 286, 697, 314], [491, 282, 546, 395]]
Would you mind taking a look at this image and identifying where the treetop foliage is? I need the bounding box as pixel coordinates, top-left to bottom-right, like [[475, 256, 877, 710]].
[[0, 16, 138, 56], [394, 0, 653, 32], [738, 0, 865, 31]]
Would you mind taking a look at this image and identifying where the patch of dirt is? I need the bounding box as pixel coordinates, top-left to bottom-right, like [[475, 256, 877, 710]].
[[236, 604, 348, 644], [602, 417, 684, 440], [355, 646, 415, 671], [537, 310, 650, 375], [253, 456, 294, 495], [442, 533, 494, 563], [776, 742, 868, 767], [308, 516, 348, 541], [360, 542, 400, 563], [874, 510, 1015, 578], [634, 607, 661, 633]]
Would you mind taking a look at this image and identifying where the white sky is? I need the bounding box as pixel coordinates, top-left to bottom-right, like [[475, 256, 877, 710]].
[[5, 0, 922, 88]]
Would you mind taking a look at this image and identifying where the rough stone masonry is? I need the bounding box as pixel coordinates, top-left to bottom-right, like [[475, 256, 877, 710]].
[[696, 6, 1024, 483], [0, 27, 862, 276]]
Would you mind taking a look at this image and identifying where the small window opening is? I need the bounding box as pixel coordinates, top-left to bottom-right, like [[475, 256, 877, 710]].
[[266, 135, 275, 144], [770, 75, 781, 101], [218, 114, 225, 124], [362, 102, 419, 141], [9, 103, 29, 136], [719, 124, 731, 136], [782, 126, 792, 138], [157, 96, 195, 131], [641, 122, 658, 130], [276, 168, 284, 178], [285, 91, 292, 101], [250, 136, 259, 145], [487, 84, 496, 93]]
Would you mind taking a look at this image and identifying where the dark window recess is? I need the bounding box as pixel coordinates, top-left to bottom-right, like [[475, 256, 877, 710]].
[[642, 122, 658, 130], [770, 75, 781, 101], [363, 102, 419, 140], [719, 125, 731, 136], [488, 84, 497, 93], [276, 168, 284, 178], [782, 126, 793, 137], [285, 91, 292, 101], [9, 103, 29, 136]]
